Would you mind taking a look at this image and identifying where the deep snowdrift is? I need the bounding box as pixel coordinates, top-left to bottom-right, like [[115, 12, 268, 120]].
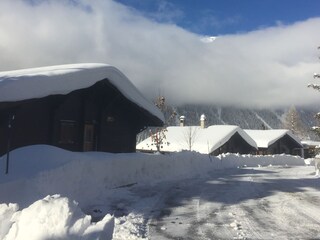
[[0, 145, 306, 239], [0, 195, 114, 240]]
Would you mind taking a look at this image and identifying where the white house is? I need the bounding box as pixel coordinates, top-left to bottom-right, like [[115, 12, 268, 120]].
[[137, 125, 257, 155]]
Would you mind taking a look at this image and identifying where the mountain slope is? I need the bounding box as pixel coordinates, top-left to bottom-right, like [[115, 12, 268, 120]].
[[173, 105, 320, 140]]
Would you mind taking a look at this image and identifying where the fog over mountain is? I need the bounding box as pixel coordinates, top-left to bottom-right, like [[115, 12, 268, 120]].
[[159, 104, 320, 141]]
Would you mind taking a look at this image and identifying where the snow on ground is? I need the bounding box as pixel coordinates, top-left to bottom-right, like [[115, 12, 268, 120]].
[[145, 165, 320, 239], [0, 195, 114, 240], [0, 145, 311, 239]]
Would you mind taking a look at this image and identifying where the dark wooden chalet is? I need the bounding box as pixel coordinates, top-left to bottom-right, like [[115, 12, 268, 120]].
[[301, 140, 320, 158], [244, 129, 303, 156], [0, 64, 164, 156], [212, 132, 257, 155]]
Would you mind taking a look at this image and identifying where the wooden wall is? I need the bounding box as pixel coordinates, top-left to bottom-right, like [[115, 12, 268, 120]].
[[0, 79, 161, 156], [267, 134, 302, 155], [212, 132, 256, 155]]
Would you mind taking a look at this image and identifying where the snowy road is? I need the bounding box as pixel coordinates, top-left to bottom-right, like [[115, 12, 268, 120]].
[[110, 166, 320, 239], [0, 148, 313, 239]]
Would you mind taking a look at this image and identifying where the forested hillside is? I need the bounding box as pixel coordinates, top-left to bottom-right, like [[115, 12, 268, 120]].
[[139, 104, 320, 142]]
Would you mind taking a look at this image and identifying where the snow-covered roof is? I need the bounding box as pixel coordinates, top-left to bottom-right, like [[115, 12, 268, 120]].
[[137, 125, 257, 154], [244, 129, 302, 148], [301, 140, 320, 147], [0, 63, 164, 123]]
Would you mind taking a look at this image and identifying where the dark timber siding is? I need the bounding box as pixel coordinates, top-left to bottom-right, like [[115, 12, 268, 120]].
[[212, 132, 256, 155], [266, 134, 302, 155], [0, 79, 162, 156]]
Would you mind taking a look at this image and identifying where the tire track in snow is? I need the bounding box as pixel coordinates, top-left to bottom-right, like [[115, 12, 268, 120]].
[[191, 197, 241, 240], [230, 170, 320, 239], [277, 192, 320, 238], [194, 174, 254, 240], [136, 167, 320, 239], [148, 181, 206, 240]]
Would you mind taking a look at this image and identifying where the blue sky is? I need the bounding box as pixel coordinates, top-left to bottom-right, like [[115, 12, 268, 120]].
[[1, 0, 320, 108], [115, 0, 320, 35]]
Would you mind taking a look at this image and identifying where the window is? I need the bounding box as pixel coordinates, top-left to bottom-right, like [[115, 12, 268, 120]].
[[59, 120, 76, 144]]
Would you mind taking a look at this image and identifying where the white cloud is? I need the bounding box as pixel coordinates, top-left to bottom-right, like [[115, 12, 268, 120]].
[[1, 0, 320, 108]]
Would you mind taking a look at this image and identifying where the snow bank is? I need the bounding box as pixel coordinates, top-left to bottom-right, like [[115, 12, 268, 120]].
[[0, 145, 306, 240], [0, 145, 75, 183], [216, 153, 305, 168], [0, 145, 305, 207], [0, 203, 18, 239], [0, 195, 114, 240]]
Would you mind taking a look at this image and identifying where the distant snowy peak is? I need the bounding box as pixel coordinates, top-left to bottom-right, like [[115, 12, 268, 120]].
[[201, 36, 217, 43]]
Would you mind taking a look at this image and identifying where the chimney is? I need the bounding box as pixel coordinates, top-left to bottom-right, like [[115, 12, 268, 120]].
[[200, 114, 206, 128], [179, 115, 185, 127]]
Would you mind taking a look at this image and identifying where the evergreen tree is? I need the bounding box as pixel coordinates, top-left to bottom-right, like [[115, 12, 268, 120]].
[[282, 105, 307, 139]]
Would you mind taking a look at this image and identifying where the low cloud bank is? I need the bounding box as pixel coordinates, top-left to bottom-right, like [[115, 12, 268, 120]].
[[1, 0, 320, 108]]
